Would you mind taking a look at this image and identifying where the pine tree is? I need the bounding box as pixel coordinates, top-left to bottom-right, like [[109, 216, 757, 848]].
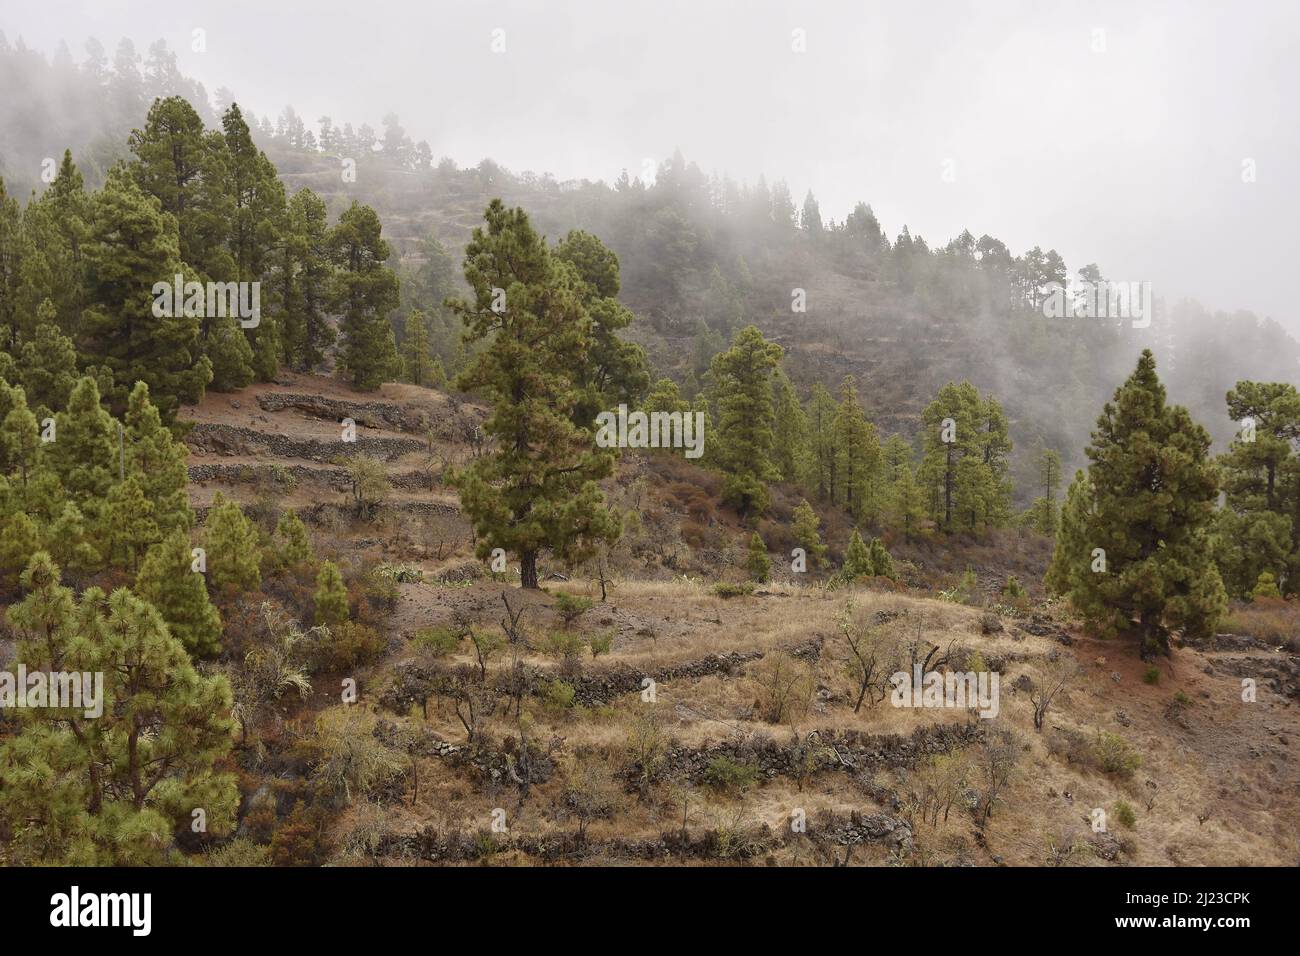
[[205, 314, 256, 391], [920, 381, 1011, 533], [690, 321, 725, 380], [128, 95, 233, 279], [277, 188, 336, 371], [429, 356, 448, 390], [979, 395, 1013, 528], [329, 201, 401, 390], [801, 190, 823, 235], [791, 499, 828, 568], [1215, 381, 1300, 596], [0, 177, 23, 349], [0, 510, 41, 589], [553, 229, 650, 424], [703, 265, 742, 335], [42, 502, 101, 579], [691, 392, 720, 462], [402, 308, 434, 385], [204, 492, 261, 591], [18, 301, 78, 414], [401, 229, 459, 371], [125, 381, 192, 536], [772, 368, 810, 484], [642, 378, 692, 457], [0, 553, 237, 864], [313, 560, 350, 626], [0, 383, 41, 488], [410, 230, 458, 316], [868, 537, 895, 579], [448, 201, 620, 589], [840, 529, 873, 582], [273, 509, 314, 568], [1028, 447, 1063, 535], [105, 474, 159, 571], [1046, 351, 1226, 657], [1250, 571, 1282, 600], [710, 325, 784, 515], [746, 531, 771, 583], [80, 166, 212, 418], [45, 377, 117, 522], [222, 102, 286, 380], [135, 529, 223, 656], [882, 435, 924, 537], [806, 382, 838, 502], [644, 377, 691, 415], [13, 153, 90, 337], [1045, 470, 1088, 598], [832, 375, 882, 522]]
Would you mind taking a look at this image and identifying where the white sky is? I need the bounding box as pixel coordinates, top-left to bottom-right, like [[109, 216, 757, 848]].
[[9, 0, 1299, 331]]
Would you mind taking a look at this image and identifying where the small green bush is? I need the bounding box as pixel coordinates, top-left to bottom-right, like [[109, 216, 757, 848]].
[[1250, 571, 1282, 601], [554, 592, 594, 624], [746, 532, 772, 583], [542, 630, 587, 660], [361, 565, 400, 612], [1094, 731, 1142, 778], [588, 630, 614, 659], [542, 679, 576, 714], [1142, 665, 1160, 685], [316, 621, 387, 671], [1113, 800, 1137, 828], [703, 755, 759, 795], [940, 567, 979, 604], [413, 626, 463, 657]]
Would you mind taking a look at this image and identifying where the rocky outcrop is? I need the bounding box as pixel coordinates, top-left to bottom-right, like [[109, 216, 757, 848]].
[[372, 808, 913, 863], [381, 643, 814, 714], [187, 461, 435, 492], [651, 723, 982, 785], [371, 719, 556, 787], [1018, 613, 1074, 646], [568, 651, 764, 706], [255, 391, 483, 441], [1185, 632, 1280, 653], [1204, 654, 1300, 701], [186, 421, 424, 462], [192, 497, 459, 526]]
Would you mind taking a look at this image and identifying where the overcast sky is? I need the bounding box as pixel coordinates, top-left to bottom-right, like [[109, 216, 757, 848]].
[[9, 0, 1299, 332]]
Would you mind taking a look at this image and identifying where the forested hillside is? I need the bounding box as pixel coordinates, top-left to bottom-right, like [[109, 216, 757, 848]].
[[4, 33, 1298, 501], [1, 31, 1297, 873]]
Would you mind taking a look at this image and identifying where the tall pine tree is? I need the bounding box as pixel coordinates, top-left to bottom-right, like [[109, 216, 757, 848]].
[[709, 325, 783, 515], [328, 201, 400, 390], [448, 201, 620, 588], [1047, 351, 1226, 656]]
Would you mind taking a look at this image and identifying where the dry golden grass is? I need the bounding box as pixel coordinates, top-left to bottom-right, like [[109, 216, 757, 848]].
[[332, 574, 1300, 867]]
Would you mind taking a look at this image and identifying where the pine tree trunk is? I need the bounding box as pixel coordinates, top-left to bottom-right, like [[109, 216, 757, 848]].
[[521, 550, 539, 589], [944, 443, 954, 531]]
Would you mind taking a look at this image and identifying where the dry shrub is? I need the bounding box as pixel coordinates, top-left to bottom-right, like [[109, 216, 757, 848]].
[[748, 651, 814, 724], [666, 481, 716, 523], [308, 620, 388, 672], [759, 518, 796, 556], [1221, 599, 1300, 651], [269, 800, 332, 867], [681, 520, 715, 550]]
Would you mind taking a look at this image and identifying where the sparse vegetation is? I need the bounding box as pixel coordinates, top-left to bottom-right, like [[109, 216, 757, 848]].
[[1094, 731, 1143, 779]]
